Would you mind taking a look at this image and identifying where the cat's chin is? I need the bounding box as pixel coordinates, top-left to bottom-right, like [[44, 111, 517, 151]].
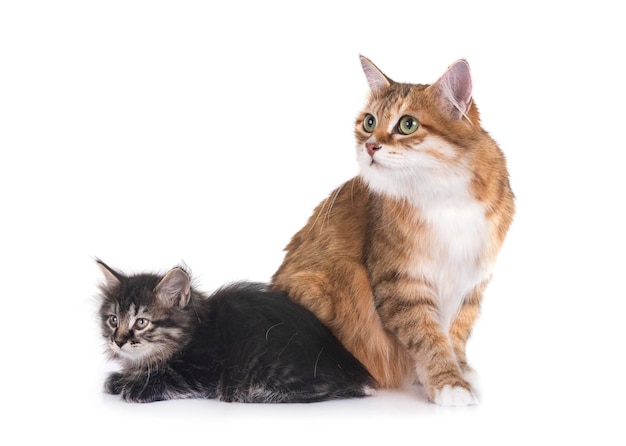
[[358, 168, 406, 203], [109, 344, 151, 366], [358, 159, 386, 182]]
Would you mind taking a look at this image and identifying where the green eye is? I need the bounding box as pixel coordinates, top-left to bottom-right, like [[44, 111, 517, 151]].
[[398, 115, 419, 135], [363, 114, 376, 133], [134, 318, 150, 330]]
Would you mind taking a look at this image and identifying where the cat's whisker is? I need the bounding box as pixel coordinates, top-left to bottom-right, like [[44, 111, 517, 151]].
[[276, 332, 299, 362], [265, 322, 284, 340], [313, 347, 324, 379], [140, 360, 152, 395], [306, 195, 332, 235], [324, 184, 345, 227]]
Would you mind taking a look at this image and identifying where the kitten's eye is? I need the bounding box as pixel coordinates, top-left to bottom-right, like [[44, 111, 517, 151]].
[[363, 114, 376, 133], [397, 115, 419, 135], [134, 318, 150, 331], [108, 315, 118, 328]]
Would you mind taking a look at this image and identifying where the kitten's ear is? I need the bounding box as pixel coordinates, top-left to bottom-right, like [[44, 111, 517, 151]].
[[429, 59, 473, 121], [154, 267, 191, 308], [360, 55, 391, 92], [96, 259, 123, 290]]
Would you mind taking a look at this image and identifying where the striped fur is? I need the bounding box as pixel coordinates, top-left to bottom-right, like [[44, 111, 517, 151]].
[[97, 261, 375, 403]]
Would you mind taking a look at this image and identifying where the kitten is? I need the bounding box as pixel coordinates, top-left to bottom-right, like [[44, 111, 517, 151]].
[[271, 57, 515, 406], [96, 260, 375, 403]]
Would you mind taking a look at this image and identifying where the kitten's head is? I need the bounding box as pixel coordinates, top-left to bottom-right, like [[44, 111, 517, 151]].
[[355, 57, 499, 204], [96, 260, 195, 368]]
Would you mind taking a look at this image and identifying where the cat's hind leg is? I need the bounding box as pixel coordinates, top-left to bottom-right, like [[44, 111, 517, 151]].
[[274, 261, 414, 388]]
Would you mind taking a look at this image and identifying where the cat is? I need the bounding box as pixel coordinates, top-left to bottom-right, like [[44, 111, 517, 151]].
[[96, 259, 375, 403], [271, 57, 515, 406]]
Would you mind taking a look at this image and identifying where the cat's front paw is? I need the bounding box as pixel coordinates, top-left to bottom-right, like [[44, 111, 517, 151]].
[[432, 385, 478, 407], [105, 372, 160, 402], [104, 372, 124, 395], [462, 367, 481, 399], [119, 388, 158, 403], [120, 384, 164, 403]]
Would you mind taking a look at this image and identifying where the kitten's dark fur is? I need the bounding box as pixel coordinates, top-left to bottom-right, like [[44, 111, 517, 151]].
[[97, 260, 375, 403]]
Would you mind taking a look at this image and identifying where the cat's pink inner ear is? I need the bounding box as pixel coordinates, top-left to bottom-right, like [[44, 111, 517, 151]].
[[360, 56, 391, 92], [155, 268, 191, 308], [432, 59, 473, 120]]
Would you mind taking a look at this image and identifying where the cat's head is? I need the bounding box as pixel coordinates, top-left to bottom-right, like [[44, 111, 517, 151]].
[[96, 260, 195, 368], [355, 57, 496, 205]]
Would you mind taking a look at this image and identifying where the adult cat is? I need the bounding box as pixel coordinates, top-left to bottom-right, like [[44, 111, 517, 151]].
[[97, 260, 374, 403], [271, 57, 515, 406]]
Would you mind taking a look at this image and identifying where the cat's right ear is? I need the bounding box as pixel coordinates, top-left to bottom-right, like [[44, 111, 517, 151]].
[[429, 59, 473, 121], [360, 55, 391, 93], [155, 267, 191, 308], [96, 259, 122, 290]]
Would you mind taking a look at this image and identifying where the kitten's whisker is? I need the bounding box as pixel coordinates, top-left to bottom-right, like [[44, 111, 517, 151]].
[[276, 333, 299, 361], [265, 322, 284, 340], [140, 361, 151, 395], [313, 347, 324, 379]]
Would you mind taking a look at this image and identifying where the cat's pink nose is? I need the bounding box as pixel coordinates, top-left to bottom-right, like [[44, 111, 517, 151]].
[[366, 142, 381, 157]]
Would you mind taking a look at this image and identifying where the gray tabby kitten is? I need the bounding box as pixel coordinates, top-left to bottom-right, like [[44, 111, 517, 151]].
[[97, 260, 375, 403]]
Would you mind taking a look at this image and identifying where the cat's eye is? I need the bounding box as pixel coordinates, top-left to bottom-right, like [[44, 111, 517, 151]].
[[134, 318, 150, 330], [108, 315, 118, 328], [363, 114, 376, 133], [397, 115, 419, 135]]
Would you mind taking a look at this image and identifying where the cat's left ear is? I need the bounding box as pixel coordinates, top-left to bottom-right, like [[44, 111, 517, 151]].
[[360, 55, 391, 92], [96, 259, 123, 290], [429, 59, 473, 121], [155, 267, 191, 308]]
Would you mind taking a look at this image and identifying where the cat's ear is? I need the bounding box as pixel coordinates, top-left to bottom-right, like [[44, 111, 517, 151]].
[[429, 59, 473, 121], [154, 267, 191, 308], [360, 55, 391, 92], [96, 259, 123, 290]]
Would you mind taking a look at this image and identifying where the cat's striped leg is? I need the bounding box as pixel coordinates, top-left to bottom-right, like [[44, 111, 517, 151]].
[[375, 277, 477, 406], [449, 284, 486, 397]]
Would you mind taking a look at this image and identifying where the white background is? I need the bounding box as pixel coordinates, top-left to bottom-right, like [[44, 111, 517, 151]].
[[1, 1, 624, 444]]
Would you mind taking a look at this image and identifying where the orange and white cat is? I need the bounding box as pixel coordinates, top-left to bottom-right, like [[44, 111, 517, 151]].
[[271, 57, 514, 406]]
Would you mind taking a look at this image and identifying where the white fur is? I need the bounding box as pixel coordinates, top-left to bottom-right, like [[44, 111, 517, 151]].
[[463, 367, 481, 400], [433, 385, 478, 407], [358, 135, 468, 204], [415, 195, 491, 330], [358, 135, 493, 330], [362, 386, 378, 397]]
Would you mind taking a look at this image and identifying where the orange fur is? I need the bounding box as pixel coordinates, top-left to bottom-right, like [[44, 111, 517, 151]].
[[271, 58, 514, 404]]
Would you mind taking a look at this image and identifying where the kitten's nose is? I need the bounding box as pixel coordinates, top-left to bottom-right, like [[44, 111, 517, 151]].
[[114, 335, 129, 348], [366, 142, 381, 157]]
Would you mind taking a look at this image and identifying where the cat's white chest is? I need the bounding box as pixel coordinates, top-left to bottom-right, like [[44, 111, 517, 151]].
[[409, 197, 492, 330]]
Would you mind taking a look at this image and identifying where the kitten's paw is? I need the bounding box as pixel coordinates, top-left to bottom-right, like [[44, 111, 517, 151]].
[[432, 385, 478, 407], [104, 372, 124, 395], [120, 387, 162, 403]]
